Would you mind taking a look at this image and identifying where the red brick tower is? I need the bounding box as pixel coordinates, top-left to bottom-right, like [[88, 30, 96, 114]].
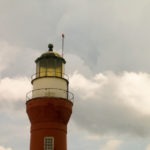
[[26, 44, 73, 150]]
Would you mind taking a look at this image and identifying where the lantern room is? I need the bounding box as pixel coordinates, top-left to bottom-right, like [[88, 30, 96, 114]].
[[35, 44, 66, 78]]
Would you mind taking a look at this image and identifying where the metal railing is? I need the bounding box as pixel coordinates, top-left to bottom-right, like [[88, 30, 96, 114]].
[[31, 71, 69, 81], [26, 88, 74, 103]]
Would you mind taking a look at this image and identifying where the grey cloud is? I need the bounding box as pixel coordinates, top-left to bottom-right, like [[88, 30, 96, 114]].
[[1, 0, 150, 73], [0, 110, 29, 150], [0, 41, 20, 73], [0, 0, 68, 49], [0, 43, 40, 77]]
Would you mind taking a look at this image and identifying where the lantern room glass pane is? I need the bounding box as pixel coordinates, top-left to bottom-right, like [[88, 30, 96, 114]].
[[47, 58, 62, 77], [39, 59, 47, 77], [62, 63, 64, 77], [36, 62, 40, 78], [47, 58, 55, 76], [55, 60, 62, 77]]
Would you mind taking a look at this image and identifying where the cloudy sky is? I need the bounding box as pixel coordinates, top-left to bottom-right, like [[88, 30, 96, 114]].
[[1, 0, 150, 150]]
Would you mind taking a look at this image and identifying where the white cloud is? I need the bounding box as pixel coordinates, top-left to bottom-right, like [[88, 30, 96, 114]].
[[86, 135, 100, 141], [146, 144, 150, 150], [0, 77, 31, 101], [118, 72, 150, 114], [70, 71, 150, 137], [0, 77, 31, 111], [0, 146, 12, 150], [100, 139, 122, 150]]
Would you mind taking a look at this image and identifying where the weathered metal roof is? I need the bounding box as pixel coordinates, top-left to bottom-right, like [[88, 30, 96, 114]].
[[35, 51, 66, 63]]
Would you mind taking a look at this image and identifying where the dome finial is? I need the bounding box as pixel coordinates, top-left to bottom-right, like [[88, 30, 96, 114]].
[[48, 43, 53, 51]]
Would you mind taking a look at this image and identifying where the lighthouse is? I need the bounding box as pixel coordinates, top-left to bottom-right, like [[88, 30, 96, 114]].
[[26, 44, 73, 150]]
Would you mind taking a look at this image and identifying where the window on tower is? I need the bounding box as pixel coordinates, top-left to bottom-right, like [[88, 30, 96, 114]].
[[44, 137, 54, 150]]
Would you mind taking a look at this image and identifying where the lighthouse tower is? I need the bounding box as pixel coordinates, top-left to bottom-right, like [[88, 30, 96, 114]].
[[26, 44, 73, 150]]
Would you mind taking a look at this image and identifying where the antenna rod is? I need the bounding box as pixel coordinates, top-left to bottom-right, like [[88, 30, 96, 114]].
[[62, 33, 65, 57]]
